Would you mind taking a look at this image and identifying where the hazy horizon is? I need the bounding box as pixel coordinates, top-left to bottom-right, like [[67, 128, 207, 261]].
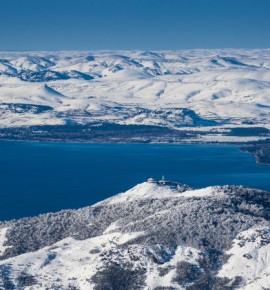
[[1, 0, 270, 51]]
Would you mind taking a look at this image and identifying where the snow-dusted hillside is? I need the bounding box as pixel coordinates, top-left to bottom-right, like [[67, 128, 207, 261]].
[[0, 50, 270, 142], [0, 179, 270, 289]]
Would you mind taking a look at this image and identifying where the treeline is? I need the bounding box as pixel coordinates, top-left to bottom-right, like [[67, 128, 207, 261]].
[[242, 142, 270, 165]]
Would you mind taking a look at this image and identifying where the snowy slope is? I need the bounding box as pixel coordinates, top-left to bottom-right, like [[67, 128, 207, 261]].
[[219, 227, 270, 290], [0, 180, 270, 289], [103, 181, 216, 205], [0, 50, 270, 140]]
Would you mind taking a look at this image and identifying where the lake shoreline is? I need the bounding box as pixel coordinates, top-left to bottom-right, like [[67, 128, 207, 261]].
[[1, 136, 270, 166], [0, 123, 269, 144]]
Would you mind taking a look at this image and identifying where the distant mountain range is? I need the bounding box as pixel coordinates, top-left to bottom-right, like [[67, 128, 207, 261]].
[[0, 179, 270, 289], [0, 50, 270, 143]]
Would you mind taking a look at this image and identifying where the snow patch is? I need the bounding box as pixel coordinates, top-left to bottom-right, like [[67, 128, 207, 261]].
[[0, 228, 11, 255], [218, 227, 270, 289]]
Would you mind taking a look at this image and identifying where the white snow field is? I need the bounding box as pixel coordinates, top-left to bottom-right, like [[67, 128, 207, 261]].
[[0, 49, 270, 141]]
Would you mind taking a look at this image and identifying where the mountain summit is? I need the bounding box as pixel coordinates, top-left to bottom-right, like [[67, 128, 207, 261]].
[[0, 179, 270, 289]]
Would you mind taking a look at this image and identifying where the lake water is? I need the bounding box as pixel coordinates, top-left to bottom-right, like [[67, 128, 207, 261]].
[[0, 142, 269, 221]]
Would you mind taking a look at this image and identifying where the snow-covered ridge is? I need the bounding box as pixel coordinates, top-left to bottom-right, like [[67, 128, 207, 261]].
[[0, 180, 270, 289], [0, 49, 270, 141], [103, 180, 219, 205]]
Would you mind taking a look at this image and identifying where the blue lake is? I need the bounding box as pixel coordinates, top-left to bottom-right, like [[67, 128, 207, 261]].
[[0, 142, 269, 221]]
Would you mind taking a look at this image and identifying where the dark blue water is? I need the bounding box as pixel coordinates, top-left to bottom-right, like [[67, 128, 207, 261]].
[[0, 141, 269, 221]]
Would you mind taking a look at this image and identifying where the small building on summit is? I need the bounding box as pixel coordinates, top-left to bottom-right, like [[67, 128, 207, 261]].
[[147, 176, 170, 185], [147, 176, 189, 192], [159, 175, 167, 185], [147, 178, 157, 183]]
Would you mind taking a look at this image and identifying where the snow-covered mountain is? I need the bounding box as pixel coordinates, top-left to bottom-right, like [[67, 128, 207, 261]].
[[0, 179, 270, 289], [0, 50, 270, 142]]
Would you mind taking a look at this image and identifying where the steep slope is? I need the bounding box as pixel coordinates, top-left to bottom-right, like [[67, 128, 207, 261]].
[[0, 180, 270, 289]]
